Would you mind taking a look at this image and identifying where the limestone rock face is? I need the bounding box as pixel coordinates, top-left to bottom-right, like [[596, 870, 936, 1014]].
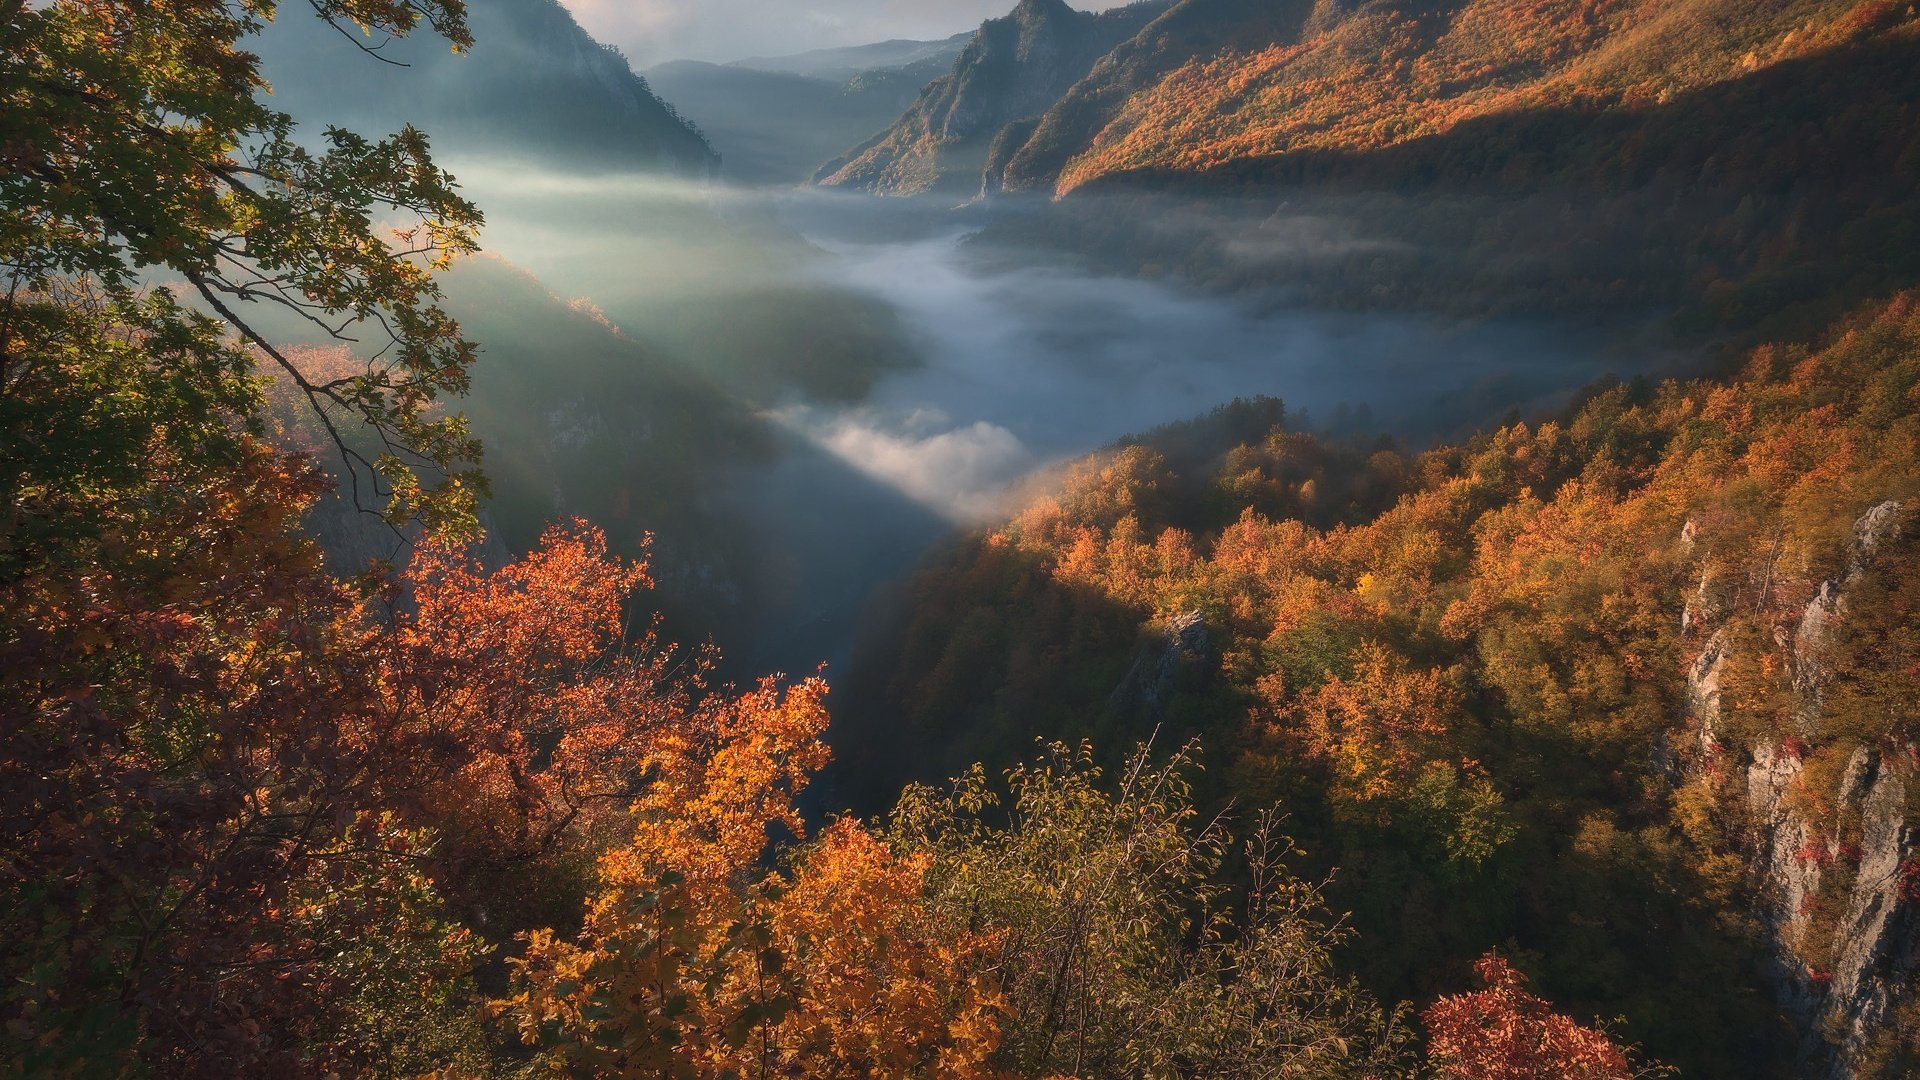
[[816, 0, 1172, 196], [1108, 609, 1213, 718], [1826, 759, 1914, 1072], [1747, 742, 1820, 943], [1851, 501, 1905, 576], [1688, 626, 1729, 747], [1683, 501, 1915, 1077]]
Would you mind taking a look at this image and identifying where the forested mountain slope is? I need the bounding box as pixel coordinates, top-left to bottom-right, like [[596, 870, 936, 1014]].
[[251, 0, 717, 173], [992, 9, 1917, 342], [822, 0, 1920, 342], [840, 295, 1920, 1076], [1029, 0, 1916, 195], [995, 0, 1321, 194], [831, 0, 1917, 199]]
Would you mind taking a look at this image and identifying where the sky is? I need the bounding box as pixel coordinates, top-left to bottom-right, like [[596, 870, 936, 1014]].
[[562, 0, 1130, 66]]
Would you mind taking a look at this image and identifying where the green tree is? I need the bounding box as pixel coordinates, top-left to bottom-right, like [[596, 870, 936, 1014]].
[[2, 0, 486, 537], [886, 742, 1417, 1078]]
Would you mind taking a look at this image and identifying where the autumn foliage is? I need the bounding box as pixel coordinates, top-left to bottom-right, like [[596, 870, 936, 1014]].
[[1053, 0, 1920, 193], [1422, 953, 1635, 1080], [7, 0, 1919, 1075], [847, 295, 1920, 1074]]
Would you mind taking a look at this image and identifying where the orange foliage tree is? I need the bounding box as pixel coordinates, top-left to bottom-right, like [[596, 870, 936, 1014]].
[[1422, 952, 1652, 1080], [501, 680, 1007, 1077]]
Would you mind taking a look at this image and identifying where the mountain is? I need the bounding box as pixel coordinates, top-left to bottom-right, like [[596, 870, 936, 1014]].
[[241, 0, 942, 672], [833, 0, 1920, 234], [993, 0, 1312, 194], [1008, 0, 1920, 196], [799, 0, 1919, 350], [828, 0, 1916, 199], [267, 254, 772, 633], [730, 33, 973, 82], [815, 0, 1176, 197], [644, 56, 949, 185], [250, 0, 716, 173]]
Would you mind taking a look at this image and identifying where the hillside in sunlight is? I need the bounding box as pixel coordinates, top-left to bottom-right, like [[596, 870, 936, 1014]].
[[839, 293, 1920, 1076], [830, 0, 1918, 199], [822, 0, 1920, 340], [1022, 0, 1919, 195]]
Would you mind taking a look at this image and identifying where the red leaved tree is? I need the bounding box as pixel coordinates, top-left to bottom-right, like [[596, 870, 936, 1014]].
[[1423, 952, 1654, 1080]]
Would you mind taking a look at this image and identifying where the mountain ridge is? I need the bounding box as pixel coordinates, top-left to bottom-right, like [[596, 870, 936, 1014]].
[[815, 0, 1176, 196], [251, 0, 717, 174], [822, 0, 1919, 203], [729, 32, 974, 81]]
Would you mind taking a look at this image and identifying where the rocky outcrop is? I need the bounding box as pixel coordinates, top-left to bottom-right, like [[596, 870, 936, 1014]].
[[1108, 609, 1213, 718], [1827, 754, 1915, 1070], [1687, 625, 1730, 746], [1682, 502, 1916, 1077]]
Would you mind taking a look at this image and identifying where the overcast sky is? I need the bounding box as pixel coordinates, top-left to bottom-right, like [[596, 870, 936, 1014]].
[[562, 0, 1131, 66]]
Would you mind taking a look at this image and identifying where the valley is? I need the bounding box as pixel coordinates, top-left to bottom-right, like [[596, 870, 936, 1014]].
[[367, 168, 1682, 685]]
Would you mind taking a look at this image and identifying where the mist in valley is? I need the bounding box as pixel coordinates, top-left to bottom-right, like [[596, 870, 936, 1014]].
[[241, 2, 1692, 713], [357, 166, 1684, 687]]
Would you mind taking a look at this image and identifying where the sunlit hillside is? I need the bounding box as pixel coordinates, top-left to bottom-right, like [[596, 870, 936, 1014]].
[[1043, 0, 1916, 192], [840, 292, 1920, 1074]]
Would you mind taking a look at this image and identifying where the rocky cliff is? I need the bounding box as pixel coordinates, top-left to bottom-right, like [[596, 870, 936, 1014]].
[[1684, 501, 1918, 1077], [815, 0, 1171, 197]]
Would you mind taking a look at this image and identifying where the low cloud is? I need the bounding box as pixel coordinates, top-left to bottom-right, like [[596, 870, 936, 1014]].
[[771, 405, 1033, 522]]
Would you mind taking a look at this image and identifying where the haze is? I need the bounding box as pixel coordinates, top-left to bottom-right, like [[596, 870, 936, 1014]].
[[240, 0, 1691, 688], [563, 0, 1134, 63], [397, 162, 1680, 681]]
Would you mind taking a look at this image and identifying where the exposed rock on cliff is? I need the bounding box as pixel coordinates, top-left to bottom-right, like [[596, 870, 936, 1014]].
[[816, 0, 1171, 197], [1685, 501, 1917, 1077], [1108, 609, 1213, 718]]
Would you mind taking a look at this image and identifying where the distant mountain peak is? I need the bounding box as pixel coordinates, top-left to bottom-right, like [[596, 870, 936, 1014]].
[[1012, 0, 1077, 18]]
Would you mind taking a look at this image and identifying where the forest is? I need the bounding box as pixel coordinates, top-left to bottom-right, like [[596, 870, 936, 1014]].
[[839, 299, 1920, 1074], [3, 0, 1918, 1076]]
